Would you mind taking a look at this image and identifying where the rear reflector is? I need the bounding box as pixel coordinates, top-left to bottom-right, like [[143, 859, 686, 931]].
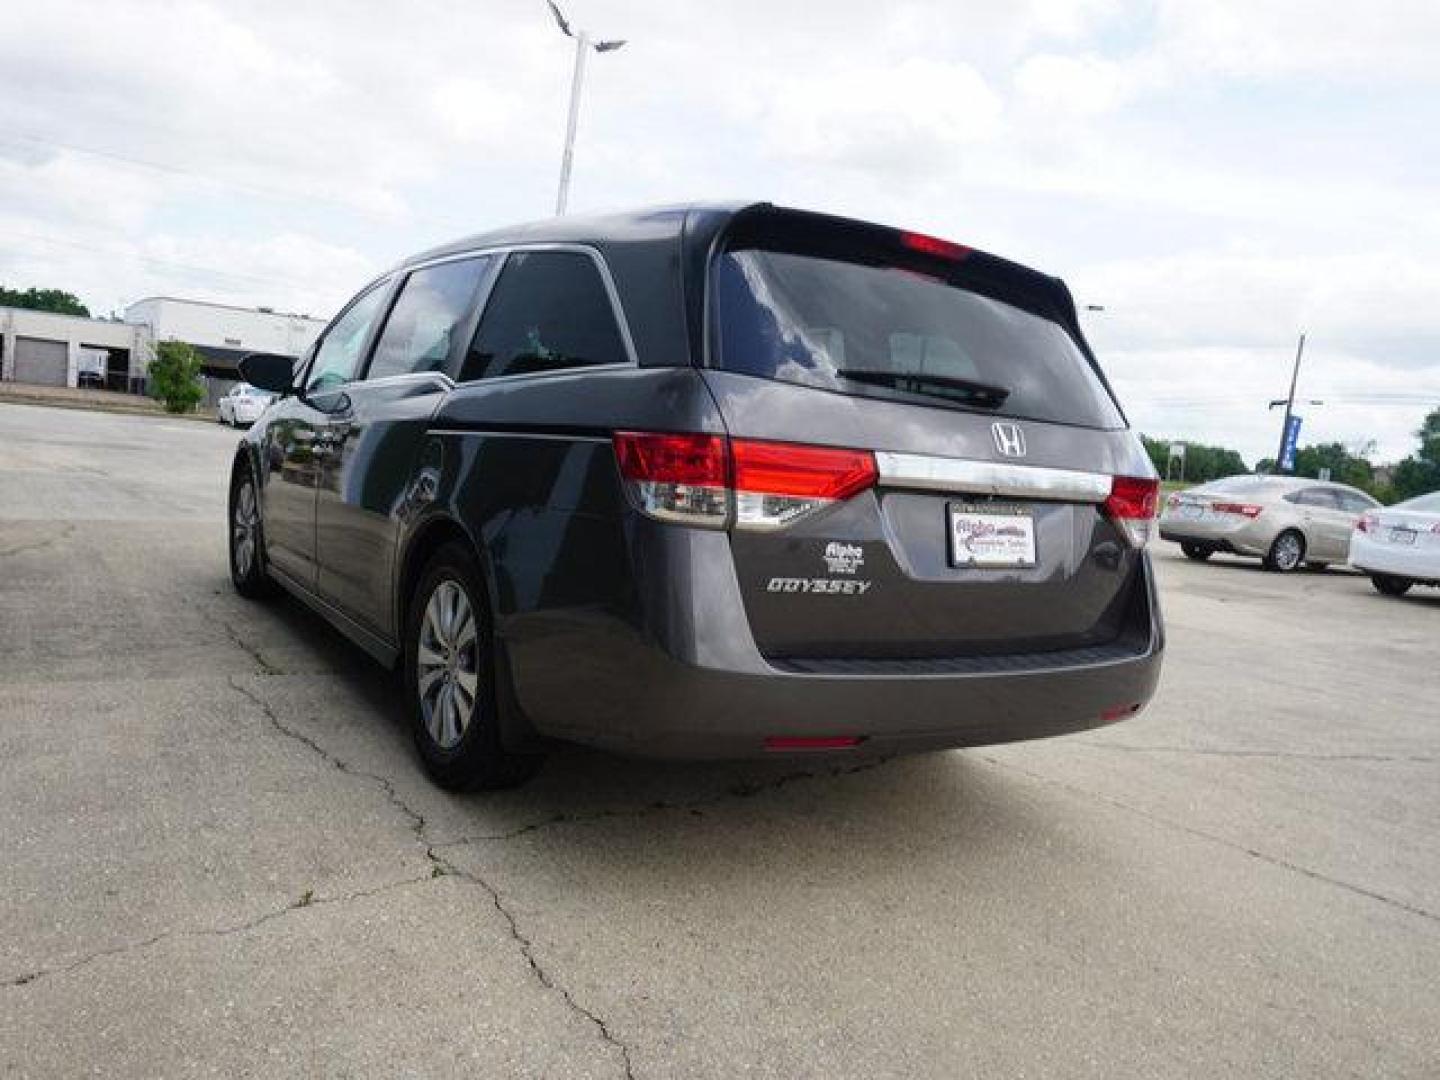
[[1211, 501, 1263, 519], [1100, 703, 1141, 722], [1103, 476, 1160, 548], [614, 432, 877, 531], [763, 735, 862, 751], [899, 230, 971, 262]]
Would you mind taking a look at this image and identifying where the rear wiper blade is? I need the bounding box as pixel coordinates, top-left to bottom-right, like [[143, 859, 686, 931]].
[[835, 369, 1011, 408]]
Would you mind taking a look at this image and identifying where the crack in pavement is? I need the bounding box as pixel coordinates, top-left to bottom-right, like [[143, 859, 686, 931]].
[[227, 677, 424, 839], [1076, 742, 1437, 765], [224, 676, 634, 1076], [0, 523, 75, 559], [981, 754, 1440, 926], [221, 622, 283, 677], [2, 873, 435, 990], [433, 755, 897, 848], [427, 848, 637, 1080]]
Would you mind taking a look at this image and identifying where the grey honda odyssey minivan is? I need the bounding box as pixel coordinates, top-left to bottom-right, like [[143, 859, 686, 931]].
[[229, 203, 1164, 790]]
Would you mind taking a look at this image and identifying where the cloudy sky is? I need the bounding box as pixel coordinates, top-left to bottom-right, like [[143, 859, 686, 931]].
[[3, 0, 1437, 462]]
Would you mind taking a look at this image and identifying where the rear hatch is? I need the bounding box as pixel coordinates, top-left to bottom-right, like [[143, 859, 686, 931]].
[[700, 208, 1156, 662]]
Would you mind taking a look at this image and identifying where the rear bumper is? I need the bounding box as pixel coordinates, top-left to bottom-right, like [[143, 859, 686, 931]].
[[1349, 535, 1440, 584], [1159, 520, 1270, 557], [504, 529, 1164, 759]]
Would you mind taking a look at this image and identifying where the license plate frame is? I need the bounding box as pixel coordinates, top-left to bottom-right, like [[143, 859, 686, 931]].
[[948, 502, 1037, 569], [1388, 527, 1418, 546]]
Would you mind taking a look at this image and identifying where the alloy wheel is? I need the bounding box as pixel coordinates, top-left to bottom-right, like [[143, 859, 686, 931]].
[[417, 579, 481, 750], [1273, 532, 1303, 571], [232, 477, 259, 579]]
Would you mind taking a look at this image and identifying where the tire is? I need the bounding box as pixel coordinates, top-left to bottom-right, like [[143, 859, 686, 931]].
[[1180, 542, 1213, 562], [229, 459, 277, 599], [1371, 573, 1413, 597], [404, 542, 544, 791], [1263, 529, 1306, 573]]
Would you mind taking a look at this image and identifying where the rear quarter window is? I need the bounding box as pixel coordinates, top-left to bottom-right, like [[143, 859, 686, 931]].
[[460, 251, 628, 381]]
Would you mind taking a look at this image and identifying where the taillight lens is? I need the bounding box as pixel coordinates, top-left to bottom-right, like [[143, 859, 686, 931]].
[[731, 439, 877, 531], [1211, 501, 1263, 519], [613, 432, 729, 527], [1104, 476, 1160, 548], [1356, 513, 1377, 534], [614, 433, 878, 531]]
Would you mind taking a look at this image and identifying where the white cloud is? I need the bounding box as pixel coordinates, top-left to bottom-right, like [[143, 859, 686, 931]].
[[1014, 54, 1133, 115], [761, 59, 1003, 172]]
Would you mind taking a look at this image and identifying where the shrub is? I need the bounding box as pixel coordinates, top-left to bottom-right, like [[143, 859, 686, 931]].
[[147, 340, 205, 414]]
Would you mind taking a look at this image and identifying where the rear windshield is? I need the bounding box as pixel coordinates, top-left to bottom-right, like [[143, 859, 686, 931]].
[[712, 243, 1124, 429]]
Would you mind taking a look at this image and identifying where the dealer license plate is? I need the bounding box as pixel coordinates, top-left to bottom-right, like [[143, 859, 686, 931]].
[[949, 503, 1037, 568]]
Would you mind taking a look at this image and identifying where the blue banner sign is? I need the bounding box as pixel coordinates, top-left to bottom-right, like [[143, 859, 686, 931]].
[[1280, 414, 1303, 471]]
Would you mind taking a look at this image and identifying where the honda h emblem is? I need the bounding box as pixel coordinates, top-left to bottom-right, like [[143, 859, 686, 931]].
[[992, 422, 1026, 458]]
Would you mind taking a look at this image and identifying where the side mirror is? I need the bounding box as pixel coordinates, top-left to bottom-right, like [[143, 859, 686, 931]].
[[238, 352, 297, 395]]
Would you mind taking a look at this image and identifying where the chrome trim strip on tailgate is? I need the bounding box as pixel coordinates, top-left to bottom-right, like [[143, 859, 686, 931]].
[[874, 451, 1112, 503]]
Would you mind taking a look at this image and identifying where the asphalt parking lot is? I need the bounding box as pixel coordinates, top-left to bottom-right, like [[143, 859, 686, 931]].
[[2, 401, 1437, 1078]]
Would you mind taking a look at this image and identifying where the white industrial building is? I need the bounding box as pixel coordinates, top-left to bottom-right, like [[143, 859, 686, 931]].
[[123, 297, 328, 405], [2, 296, 329, 401], [0, 307, 153, 391]]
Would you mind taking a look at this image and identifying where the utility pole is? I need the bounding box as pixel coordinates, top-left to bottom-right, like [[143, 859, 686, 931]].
[[547, 2, 626, 217], [555, 30, 588, 215], [1273, 332, 1306, 473]]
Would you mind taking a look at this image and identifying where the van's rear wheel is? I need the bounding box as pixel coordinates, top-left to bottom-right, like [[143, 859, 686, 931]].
[[229, 461, 276, 599], [1371, 573, 1413, 597], [405, 542, 543, 791], [1180, 542, 1213, 562], [1264, 529, 1305, 572]]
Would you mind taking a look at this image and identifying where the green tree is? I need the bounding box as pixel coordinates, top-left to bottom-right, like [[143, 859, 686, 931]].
[[147, 341, 205, 414], [1389, 408, 1440, 501], [1291, 442, 1375, 490], [1139, 435, 1249, 484], [0, 286, 90, 317]]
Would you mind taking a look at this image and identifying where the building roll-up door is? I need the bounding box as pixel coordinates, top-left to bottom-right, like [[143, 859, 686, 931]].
[[13, 337, 69, 387]]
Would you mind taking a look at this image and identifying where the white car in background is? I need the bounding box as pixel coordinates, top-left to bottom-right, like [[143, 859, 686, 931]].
[[217, 384, 275, 427], [1350, 492, 1440, 596]]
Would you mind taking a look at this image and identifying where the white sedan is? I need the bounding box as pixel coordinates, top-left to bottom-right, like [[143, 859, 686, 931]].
[[1349, 491, 1440, 596], [216, 383, 275, 427]]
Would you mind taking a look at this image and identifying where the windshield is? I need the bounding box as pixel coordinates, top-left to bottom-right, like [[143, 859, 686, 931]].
[[712, 246, 1124, 429]]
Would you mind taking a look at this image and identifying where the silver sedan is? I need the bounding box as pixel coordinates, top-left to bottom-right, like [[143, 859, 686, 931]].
[[1159, 475, 1379, 572]]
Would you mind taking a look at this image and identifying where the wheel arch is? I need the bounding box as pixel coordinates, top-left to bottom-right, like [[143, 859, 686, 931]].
[[393, 512, 540, 751]]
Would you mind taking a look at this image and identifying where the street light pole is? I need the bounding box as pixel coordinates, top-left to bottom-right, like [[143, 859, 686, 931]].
[[555, 30, 588, 216], [546, 2, 626, 217], [1273, 332, 1306, 473]]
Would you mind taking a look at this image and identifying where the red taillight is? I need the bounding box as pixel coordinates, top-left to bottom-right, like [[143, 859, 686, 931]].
[[1356, 513, 1375, 533], [613, 432, 730, 527], [613, 431, 727, 486], [614, 433, 877, 531], [1166, 493, 1181, 510], [1211, 501, 1263, 519], [731, 440, 877, 501], [900, 230, 971, 261], [764, 735, 862, 751], [1101, 703, 1141, 723], [1103, 476, 1160, 548]]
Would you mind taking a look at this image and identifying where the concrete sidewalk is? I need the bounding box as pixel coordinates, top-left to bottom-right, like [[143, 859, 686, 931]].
[[0, 381, 214, 421]]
